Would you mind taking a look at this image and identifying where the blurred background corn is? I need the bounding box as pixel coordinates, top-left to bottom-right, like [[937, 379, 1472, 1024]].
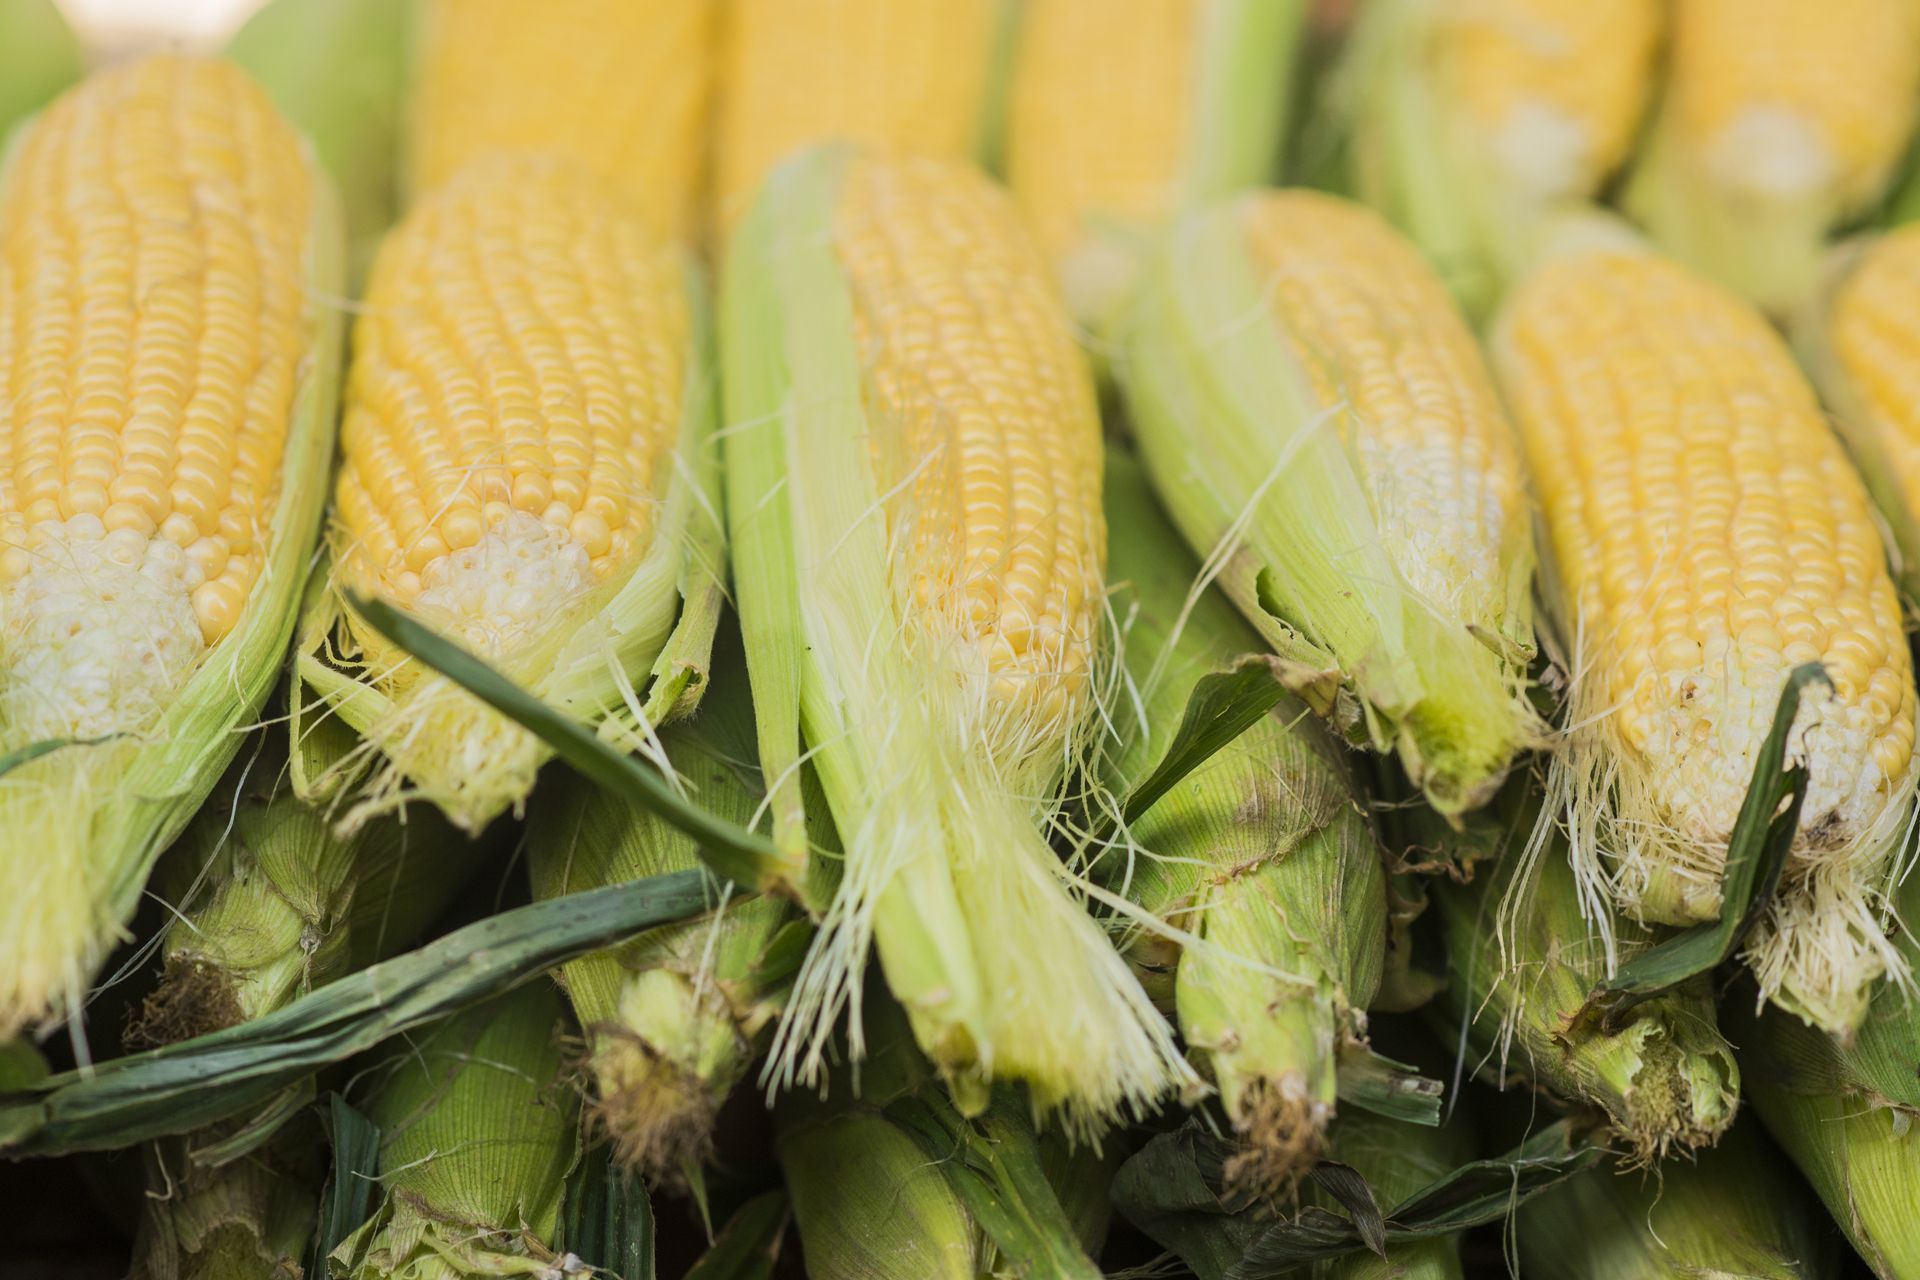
[[1103, 449, 1385, 1196], [1627, 0, 1920, 316], [327, 984, 577, 1278], [1430, 795, 1740, 1160], [526, 653, 789, 1187], [1515, 1121, 1835, 1279], [1343, 0, 1663, 316], [1124, 188, 1538, 817], [302, 152, 723, 833], [1005, 0, 1306, 331], [1807, 220, 1920, 599], [1492, 240, 1919, 1035], [712, 0, 1010, 234], [724, 142, 1187, 1124], [407, 0, 714, 242], [0, 53, 343, 1041]]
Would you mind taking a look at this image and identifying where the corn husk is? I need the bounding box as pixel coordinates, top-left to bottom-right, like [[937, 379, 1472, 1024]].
[[1515, 1122, 1836, 1279], [224, 0, 411, 286], [1737, 872, 1920, 1278], [136, 718, 477, 1044], [0, 0, 81, 136], [133, 1126, 321, 1280], [1121, 192, 1537, 816], [328, 984, 578, 1279], [1101, 448, 1385, 1194], [526, 655, 791, 1184], [774, 996, 1110, 1280], [0, 68, 347, 1041], [720, 140, 1186, 1123], [1429, 793, 1740, 1160]]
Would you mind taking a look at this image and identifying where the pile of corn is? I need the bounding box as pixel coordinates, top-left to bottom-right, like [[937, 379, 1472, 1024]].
[[8, 1, 1920, 1277]]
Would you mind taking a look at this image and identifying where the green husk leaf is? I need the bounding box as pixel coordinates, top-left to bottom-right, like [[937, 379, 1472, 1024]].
[[0, 870, 714, 1156], [1428, 784, 1741, 1161], [1315, 1103, 1474, 1280], [1100, 448, 1390, 1192], [0, 133, 347, 1040], [1514, 1121, 1838, 1280], [0, 0, 82, 139], [1333, 1043, 1443, 1127], [554, 1148, 654, 1279], [1581, 663, 1823, 1028], [1112, 1115, 1595, 1279], [224, 0, 410, 284], [312, 1095, 383, 1272], [683, 1192, 788, 1280], [328, 985, 577, 1278], [133, 1122, 322, 1280], [351, 596, 786, 894]]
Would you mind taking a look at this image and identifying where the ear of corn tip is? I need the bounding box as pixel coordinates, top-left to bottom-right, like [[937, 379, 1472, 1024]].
[[1625, 0, 1920, 316], [1123, 188, 1540, 817], [1102, 448, 1385, 1197], [1431, 798, 1740, 1162], [1342, 0, 1662, 318], [299, 152, 726, 835], [328, 984, 577, 1279], [1005, 0, 1307, 332], [1492, 239, 1920, 1036], [723, 140, 1190, 1128], [0, 53, 346, 1042]]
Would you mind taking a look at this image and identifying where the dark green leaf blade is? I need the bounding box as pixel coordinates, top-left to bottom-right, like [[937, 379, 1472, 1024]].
[[557, 1148, 655, 1279], [1121, 657, 1291, 825], [1583, 663, 1826, 1028], [683, 1191, 788, 1280], [308, 1093, 380, 1277], [348, 594, 788, 893]]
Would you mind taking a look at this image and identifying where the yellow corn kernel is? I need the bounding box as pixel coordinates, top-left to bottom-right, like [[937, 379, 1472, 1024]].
[[1494, 245, 1919, 1033], [1437, 0, 1661, 198], [713, 0, 1000, 233], [408, 0, 715, 240], [1, 53, 314, 735]]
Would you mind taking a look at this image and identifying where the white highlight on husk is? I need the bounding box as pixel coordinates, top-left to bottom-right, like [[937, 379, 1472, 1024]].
[[0, 515, 207, 741], [1489, 102, 1594, 200], [1708, 106, 1837, 199]]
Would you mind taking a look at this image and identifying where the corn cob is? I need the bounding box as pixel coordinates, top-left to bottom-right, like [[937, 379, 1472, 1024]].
[[1124, 188, 1538, 816], [1515, 1122, 1837, 1280], [132, 718, 474, 1044], [328, 984, 577, 1278], [1430, 795, 1740, 1160], [1315, 1106, 1474, 1280], [1627, 0, 1920, 315], [0, 0, 82, 138], [712, 0, 1008, 234], [526, 686, 789, 1186], [0, 55, 344, 1040], [1806, 221, 1920, 599], [300, 152, 724, 833], [1492, 241, 1920, 1034], [1343, 0, 1662, 317], [407, 0, 714, 242], [723, 142, 1187, 1124], [1004, 0, 1305, 329], [1104, 448, 1385, 1196]]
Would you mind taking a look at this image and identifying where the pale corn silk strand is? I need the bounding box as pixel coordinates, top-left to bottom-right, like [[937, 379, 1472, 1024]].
[[322, 154, 690, 828], [1495, 248, 1920, 1033], [0, 55, 316, 1037], [756, 150, 1190, 1129]]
